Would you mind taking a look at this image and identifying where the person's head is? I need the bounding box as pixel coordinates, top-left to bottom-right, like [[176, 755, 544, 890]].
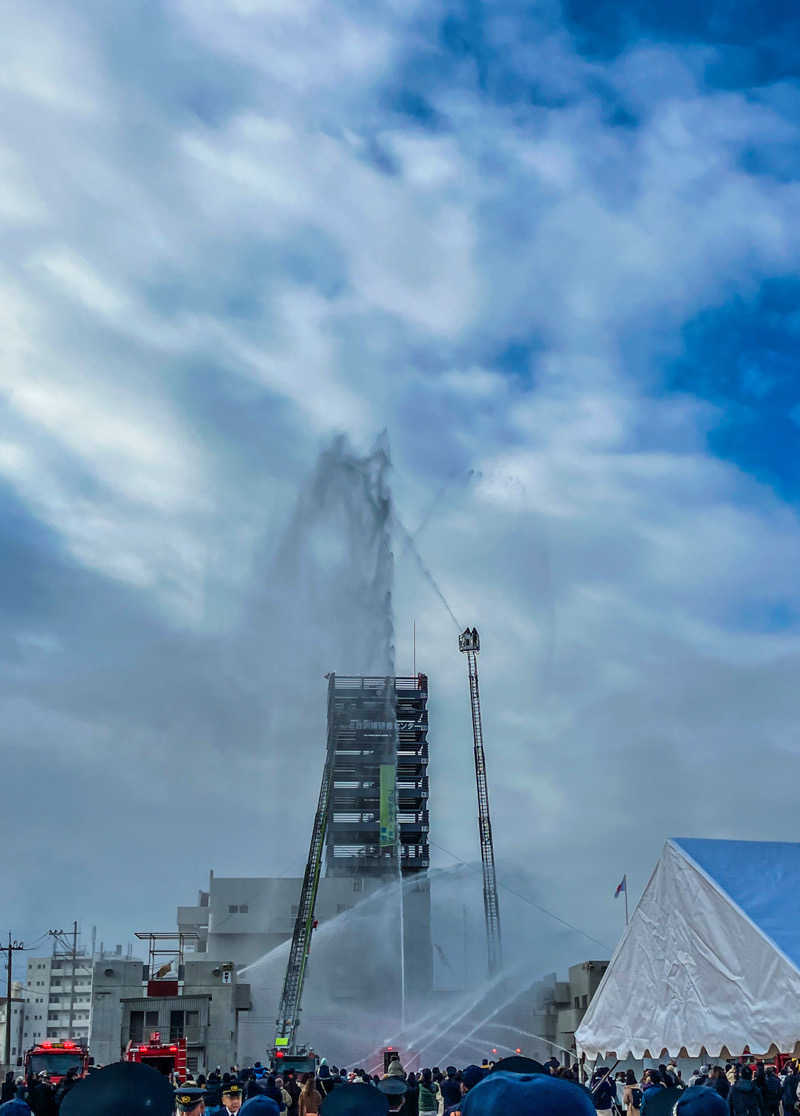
[[223, 1083, 244, 1112], [421, 1070, 432, 1086], [460, 1067, 483, 1097], [740, 1067, 753, 1081], [625, 1070, 637, 1086], [674, 1087, 728, 1116], [377, 1079, 406, 1114], [323, 1082, 389, 1116], [240, 1099, 281, 1116], [301, 1078, 317, 1096], [462, 1071, 595, 1116], [446, 1068, 457, 1079]]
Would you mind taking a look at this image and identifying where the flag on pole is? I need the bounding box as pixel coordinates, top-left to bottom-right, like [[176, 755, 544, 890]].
[[614, 875, 627, 898]]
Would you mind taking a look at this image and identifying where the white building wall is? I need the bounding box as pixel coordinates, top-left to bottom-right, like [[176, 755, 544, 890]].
[[24, 955, 93, 1045], [1, 984, 26, 1067]]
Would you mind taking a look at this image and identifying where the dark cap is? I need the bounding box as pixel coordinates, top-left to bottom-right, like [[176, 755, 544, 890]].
[[322, 1083, 389, 1116], [462, 1067, 484, 1091], [175, 1087, 206, 1111], [674, 1088, 729, 1116], [463, 1072, 595, 1116], [223, 1084, 244, 1097], [61, 1062, 174, 1116], [378, 1079, 408, 1097], [491, 1057, 547, 1076], [241, 1099, 282, 1116]]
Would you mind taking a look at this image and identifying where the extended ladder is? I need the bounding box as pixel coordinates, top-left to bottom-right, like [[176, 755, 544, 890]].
[[274, 676, 338, 1051], [459, 627, 503, 977]]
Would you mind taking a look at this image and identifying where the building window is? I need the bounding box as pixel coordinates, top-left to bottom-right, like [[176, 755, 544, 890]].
[[228, 905, 238, 914], [581, 994, 588, 1009], [187, 1056, 199, 1073], [146, 1011, 158, 1029], [353, 879, 363, 892], [239, 904, 249, 914], [170, 1010, 185, 1041], [129, 1012, 144, 1043], [574, 997, 579, 1009]]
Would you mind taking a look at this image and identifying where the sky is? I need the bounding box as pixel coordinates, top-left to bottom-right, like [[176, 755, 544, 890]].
[[3, 0, 800, 978]]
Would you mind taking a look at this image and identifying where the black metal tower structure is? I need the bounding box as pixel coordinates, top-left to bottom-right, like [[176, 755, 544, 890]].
[[325, 675, 429, 876]]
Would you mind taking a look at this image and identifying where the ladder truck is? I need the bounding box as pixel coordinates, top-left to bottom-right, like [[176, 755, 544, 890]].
[[272, 678, 338, 1066], [459, 627, 503, 977]]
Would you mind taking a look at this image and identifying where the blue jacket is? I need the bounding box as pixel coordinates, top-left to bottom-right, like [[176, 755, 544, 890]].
[[641, 1085, 665, 1116]]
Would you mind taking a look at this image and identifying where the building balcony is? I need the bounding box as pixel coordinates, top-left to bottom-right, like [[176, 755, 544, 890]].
[[181, 1025, 208, 1046]]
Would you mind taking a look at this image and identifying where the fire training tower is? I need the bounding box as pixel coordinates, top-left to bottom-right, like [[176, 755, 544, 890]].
[[274, 674, 433, 1054], [327, 673, 432, 1003], [325, 675, 430, 876], [459, 627, 503, 978]]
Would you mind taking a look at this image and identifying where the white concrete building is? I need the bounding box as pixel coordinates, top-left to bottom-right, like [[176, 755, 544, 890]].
[[24, 947, 137, 1051], [24, 954, 93, 1046]]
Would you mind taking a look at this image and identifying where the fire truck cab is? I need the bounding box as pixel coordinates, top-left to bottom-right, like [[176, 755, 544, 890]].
[[24, 1040, 90, 1085], [124, 1033, 187, 1079], [271, 1048, 318, 1075]]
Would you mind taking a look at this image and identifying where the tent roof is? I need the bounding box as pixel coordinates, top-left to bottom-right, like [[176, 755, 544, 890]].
[[575, 838, 800, 1060], [674, 838, 800, 970]]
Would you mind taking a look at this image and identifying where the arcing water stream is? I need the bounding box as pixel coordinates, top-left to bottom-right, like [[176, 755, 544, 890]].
[[233, 435, 590, 1067]]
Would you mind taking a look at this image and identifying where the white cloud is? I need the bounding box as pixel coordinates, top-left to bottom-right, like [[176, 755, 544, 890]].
[[2, 0, 800, 959]]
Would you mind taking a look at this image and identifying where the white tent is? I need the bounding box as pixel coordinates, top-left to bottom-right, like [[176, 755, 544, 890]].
[[575, 838, 800, 1059]]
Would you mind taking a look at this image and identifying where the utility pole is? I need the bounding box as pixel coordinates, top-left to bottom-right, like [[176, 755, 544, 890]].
[[1, 933, 25, 1069], [48, 922, 79, 1037]]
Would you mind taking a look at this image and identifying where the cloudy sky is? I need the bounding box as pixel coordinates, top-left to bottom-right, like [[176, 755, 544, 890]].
[[4, 0, 800, 972]]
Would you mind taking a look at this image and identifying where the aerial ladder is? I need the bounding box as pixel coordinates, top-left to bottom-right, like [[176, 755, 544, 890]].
[[273, 677, 338, 1057], [459, 627, 503, 977]]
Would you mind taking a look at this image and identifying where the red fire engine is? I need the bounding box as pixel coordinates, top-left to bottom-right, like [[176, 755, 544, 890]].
[[124, 1032, 187, 1079], [24, 1040, 90, 1085]]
